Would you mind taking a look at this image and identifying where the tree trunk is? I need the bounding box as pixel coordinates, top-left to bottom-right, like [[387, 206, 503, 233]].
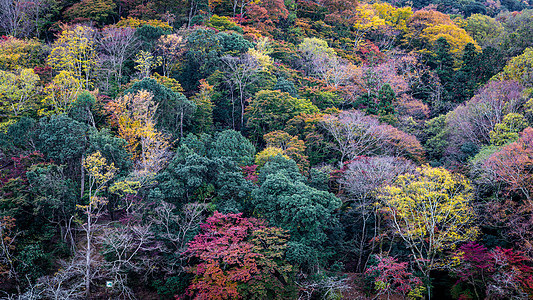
[[85, 210, 91, 298], [80, 153, 85, 200]]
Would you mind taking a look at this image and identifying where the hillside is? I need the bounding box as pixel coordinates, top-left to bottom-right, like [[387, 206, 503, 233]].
[[1, 0, 533, 299]]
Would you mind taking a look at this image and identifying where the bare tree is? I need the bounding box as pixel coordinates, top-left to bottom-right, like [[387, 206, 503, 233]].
[[323, 57, 356, 88], [149, 201, 207, 274], [0, 0, 46, 38], [98, 27, 138, 91], [221, 54, 261, 130], [321, 110, 387, 163], [296, 273, 351, 300], [100, 224, 157, 299], [37, 259, 86, 300], [340, 156, 415, 270], [0, 216, 20, 293]]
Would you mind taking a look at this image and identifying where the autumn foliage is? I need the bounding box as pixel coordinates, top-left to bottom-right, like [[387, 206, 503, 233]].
[[182, 212, 296, 300]]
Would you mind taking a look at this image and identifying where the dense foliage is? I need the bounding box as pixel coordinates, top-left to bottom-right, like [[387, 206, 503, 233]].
[[1, 0, 533, 299]]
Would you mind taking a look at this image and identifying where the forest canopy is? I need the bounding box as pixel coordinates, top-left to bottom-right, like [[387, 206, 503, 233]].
[[1, 0, 533, 299]]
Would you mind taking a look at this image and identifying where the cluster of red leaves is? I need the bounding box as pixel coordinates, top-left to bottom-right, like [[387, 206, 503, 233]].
[[180, 212, 294, 300], [241, 165, 258, 183], [453, 242, 533, 299], [0, 152, 44, 188], [365, 255, 422, 297]]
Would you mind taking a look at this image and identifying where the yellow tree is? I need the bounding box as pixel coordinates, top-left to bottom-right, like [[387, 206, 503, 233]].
[[378, 166, 478, 299], [79, 151, 117, 298], [40, 70, 82, 115], [134, 50, 162, 79], [255, 147, 288, 168], [47, 25, 97, 90], [404, 10, 479, 56], [106, 90, 170, 178], [353, 3, 386, 48], [497, 47, 533, 88], [0, 68, 40, 116], [372, 2, 412, 32]]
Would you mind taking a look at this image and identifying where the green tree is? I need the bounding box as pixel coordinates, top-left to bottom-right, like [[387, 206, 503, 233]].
[[245, 90, 319, 142], [252, 155, 341, 271], [35, 115, 89, 166], [208, 129, 256, 166], [151, 131, 255, 212], [427, 37, 455, 108], [489, 113, 529, 146]]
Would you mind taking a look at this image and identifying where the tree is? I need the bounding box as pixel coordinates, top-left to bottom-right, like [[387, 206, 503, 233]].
[[497, 47, 533, 88], [150, 132, 254, 212], [263, 130, 309, 172], [134, 50, 161, 78], [485, 127, 533, 204], [340, 156, 415, 270], [465, 14, 504, 48], [252, 156, 342, 271], [298, 38, 336, 77], [183, 212, 296, 300], [378, 165, 478, 299], [34, 115, 89, 167], [97, 26, 138, 91], [0, 37, 46, 70], [489, 113, 529, 146], [451, 242, 533, 299], [246, 0, 288, 27], [0, 0, 48, 38], [69, 90, 96, 127], [446, 80, 526, 151], [106, 90, 170, 178], [350, 56, 409, 105], [255, 147, 288, 168], [156, 33, 185, 77], [427, 37, 455, 105], [0, 216, 17, 285], [190, 79, 214, 134], [380, 124, 425, 163], [221, 53, 261, 129], [208, 129, 255, 167], [79, 151, 117, 297], [364, 255, 424, 299], [404, 10, 479, 56], [245, 90, 318, 142], [47, 25, 97, 90], [320, 110, 387, 163], [63, 0, 116, 25], [352, 3, 386, 48], [125, 77, 195, 138], [0, 68, 40, 116], [298, 38, 355, 87], [41, 70, 82, 115], [180, 27, 222, 91]]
